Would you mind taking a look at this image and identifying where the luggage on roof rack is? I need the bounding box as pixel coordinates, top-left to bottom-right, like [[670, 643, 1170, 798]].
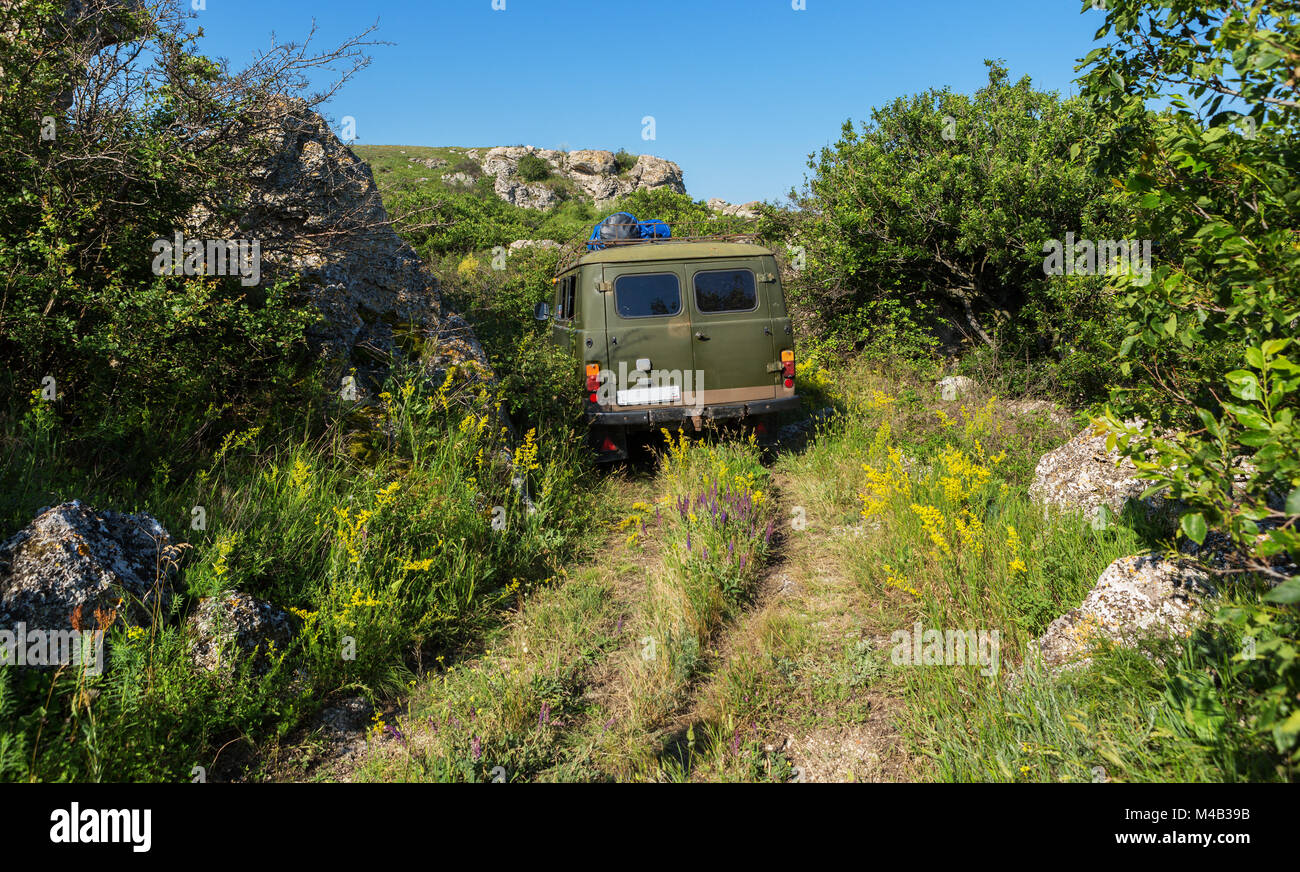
[[639, 218, 671, 239], [587, 212, 641, 250]]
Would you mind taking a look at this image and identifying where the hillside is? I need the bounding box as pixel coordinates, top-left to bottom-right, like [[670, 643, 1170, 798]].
[[354, 143, 758, 217]]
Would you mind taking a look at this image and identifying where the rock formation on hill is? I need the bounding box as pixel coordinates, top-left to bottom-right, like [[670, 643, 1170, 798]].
[[467, 146, 685, 210]]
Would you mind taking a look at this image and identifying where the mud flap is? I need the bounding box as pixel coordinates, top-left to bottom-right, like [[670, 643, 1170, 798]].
[[590, 425, 628, 463]]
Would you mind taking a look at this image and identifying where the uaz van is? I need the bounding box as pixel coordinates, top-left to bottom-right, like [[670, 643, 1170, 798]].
[[536, 230, 799, 461]]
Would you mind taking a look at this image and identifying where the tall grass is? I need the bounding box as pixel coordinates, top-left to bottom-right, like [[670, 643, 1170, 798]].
[[0, 366, 597, 782], [776, 356, 1292, 782]]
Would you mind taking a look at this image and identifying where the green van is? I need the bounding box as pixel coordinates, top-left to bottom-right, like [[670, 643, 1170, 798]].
[[536, 236, 800, 460]]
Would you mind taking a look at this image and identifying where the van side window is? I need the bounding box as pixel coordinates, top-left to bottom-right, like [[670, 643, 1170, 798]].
[[565, 275, 577, 320], [693, 269, 757, 313], [555, 277, 566, 319], [614, 273, 681, 318]]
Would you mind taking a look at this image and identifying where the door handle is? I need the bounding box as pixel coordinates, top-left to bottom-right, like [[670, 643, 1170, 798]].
[[695, 332, 710, 341]]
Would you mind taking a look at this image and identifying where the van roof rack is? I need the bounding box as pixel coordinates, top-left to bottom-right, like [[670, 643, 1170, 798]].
[[554, 218, 762, 274]]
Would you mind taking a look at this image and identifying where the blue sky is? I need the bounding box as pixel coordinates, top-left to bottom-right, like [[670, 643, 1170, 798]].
[[193, 0, 1109, 203]]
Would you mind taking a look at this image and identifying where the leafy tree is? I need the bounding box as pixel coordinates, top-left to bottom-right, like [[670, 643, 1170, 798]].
[[0, 0, 378, 471], [1082, 0, 1299, 762], [782, 61, 1124, 358]]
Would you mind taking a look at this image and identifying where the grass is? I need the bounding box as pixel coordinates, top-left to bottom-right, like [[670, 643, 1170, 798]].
[[0, 361, 599, 782], [351, 145, 487, 190]]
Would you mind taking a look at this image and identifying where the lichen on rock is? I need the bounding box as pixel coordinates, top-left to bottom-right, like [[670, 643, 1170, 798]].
[[0, 501, 180, 632]]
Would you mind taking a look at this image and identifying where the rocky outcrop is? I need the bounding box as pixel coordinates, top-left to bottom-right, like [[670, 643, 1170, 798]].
[[471, 146, 685, 210], [1035, 553, 1215, 669], [187, 591, 296, 674], [0, 502, 179, 632], [1029, 422, 1158, 524], [706, 197, 761, 219], [193, 99, 490, 400]]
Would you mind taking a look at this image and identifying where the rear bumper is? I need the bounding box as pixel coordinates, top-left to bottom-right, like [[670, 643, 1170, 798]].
[[586, 395, 800, 428]]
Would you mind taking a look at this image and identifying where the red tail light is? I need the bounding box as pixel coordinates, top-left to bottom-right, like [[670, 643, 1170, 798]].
[[781, 350, 795, 385], [600, 436, 619, 453], [585, 363, 600, 394]]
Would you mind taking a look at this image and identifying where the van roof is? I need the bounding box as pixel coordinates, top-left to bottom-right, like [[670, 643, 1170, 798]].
[[571, 240, 773, 269]]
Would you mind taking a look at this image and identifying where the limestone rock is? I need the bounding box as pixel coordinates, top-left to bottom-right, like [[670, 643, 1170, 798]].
[[493, 175, 562, 211], [192, 99, 490, 397], [706, 197, 761, 219], [936, 376, 975, 402], [0, 501, 179, 632], [508, 239, 562, 252], [465, 145, 685, 210], [1035, 553, 1214, 669], [187, 591, 296, 674], [1029, 422, 1158, 523]]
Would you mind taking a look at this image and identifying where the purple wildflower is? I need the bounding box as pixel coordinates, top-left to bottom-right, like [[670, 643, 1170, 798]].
[[539, 702, 551, 726], [471, 735, 482, 761]]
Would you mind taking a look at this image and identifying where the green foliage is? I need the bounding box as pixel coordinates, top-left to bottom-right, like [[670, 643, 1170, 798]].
[[0, 371, 597, 782], [1078, 0, 1300, 425], [0, 0, 320, 466], [1081, 0, 1299, 763], [516, 152, 552, 182], [613, 149, 638, 174], [783, 61, 1125, 367]]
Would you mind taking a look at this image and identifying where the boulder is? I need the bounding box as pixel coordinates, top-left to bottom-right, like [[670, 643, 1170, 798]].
[[0, 502, 179, 632], [493, 176, 562, 211], [1028, 422, 1157, 524], [1035, 553, 1215, 669], [407, 156, 447, 169], [565, 149, 617, 176], [936, 375, 975, 402], [705, 197, 761, 219], [192, 99, 491, 400], [187, 591, 296, 674]]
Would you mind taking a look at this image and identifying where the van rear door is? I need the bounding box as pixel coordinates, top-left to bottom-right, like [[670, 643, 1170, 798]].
[[685, 258, 778, 405], [601, 263, 696, 407]]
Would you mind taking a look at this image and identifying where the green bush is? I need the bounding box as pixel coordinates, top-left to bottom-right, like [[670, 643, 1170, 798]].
[[613, 149, 638, 174], [1082, 0, 1299, 765], [779, 61, 1126, 384], [517, 153, 552, 182]]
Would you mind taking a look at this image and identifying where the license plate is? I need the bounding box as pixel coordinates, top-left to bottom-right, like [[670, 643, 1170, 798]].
[[616, 385, 681, 406]]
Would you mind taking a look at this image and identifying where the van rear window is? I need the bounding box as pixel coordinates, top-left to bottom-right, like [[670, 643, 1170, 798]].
[[615, 273, 680, 318], [694, 269, 757, 313]]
